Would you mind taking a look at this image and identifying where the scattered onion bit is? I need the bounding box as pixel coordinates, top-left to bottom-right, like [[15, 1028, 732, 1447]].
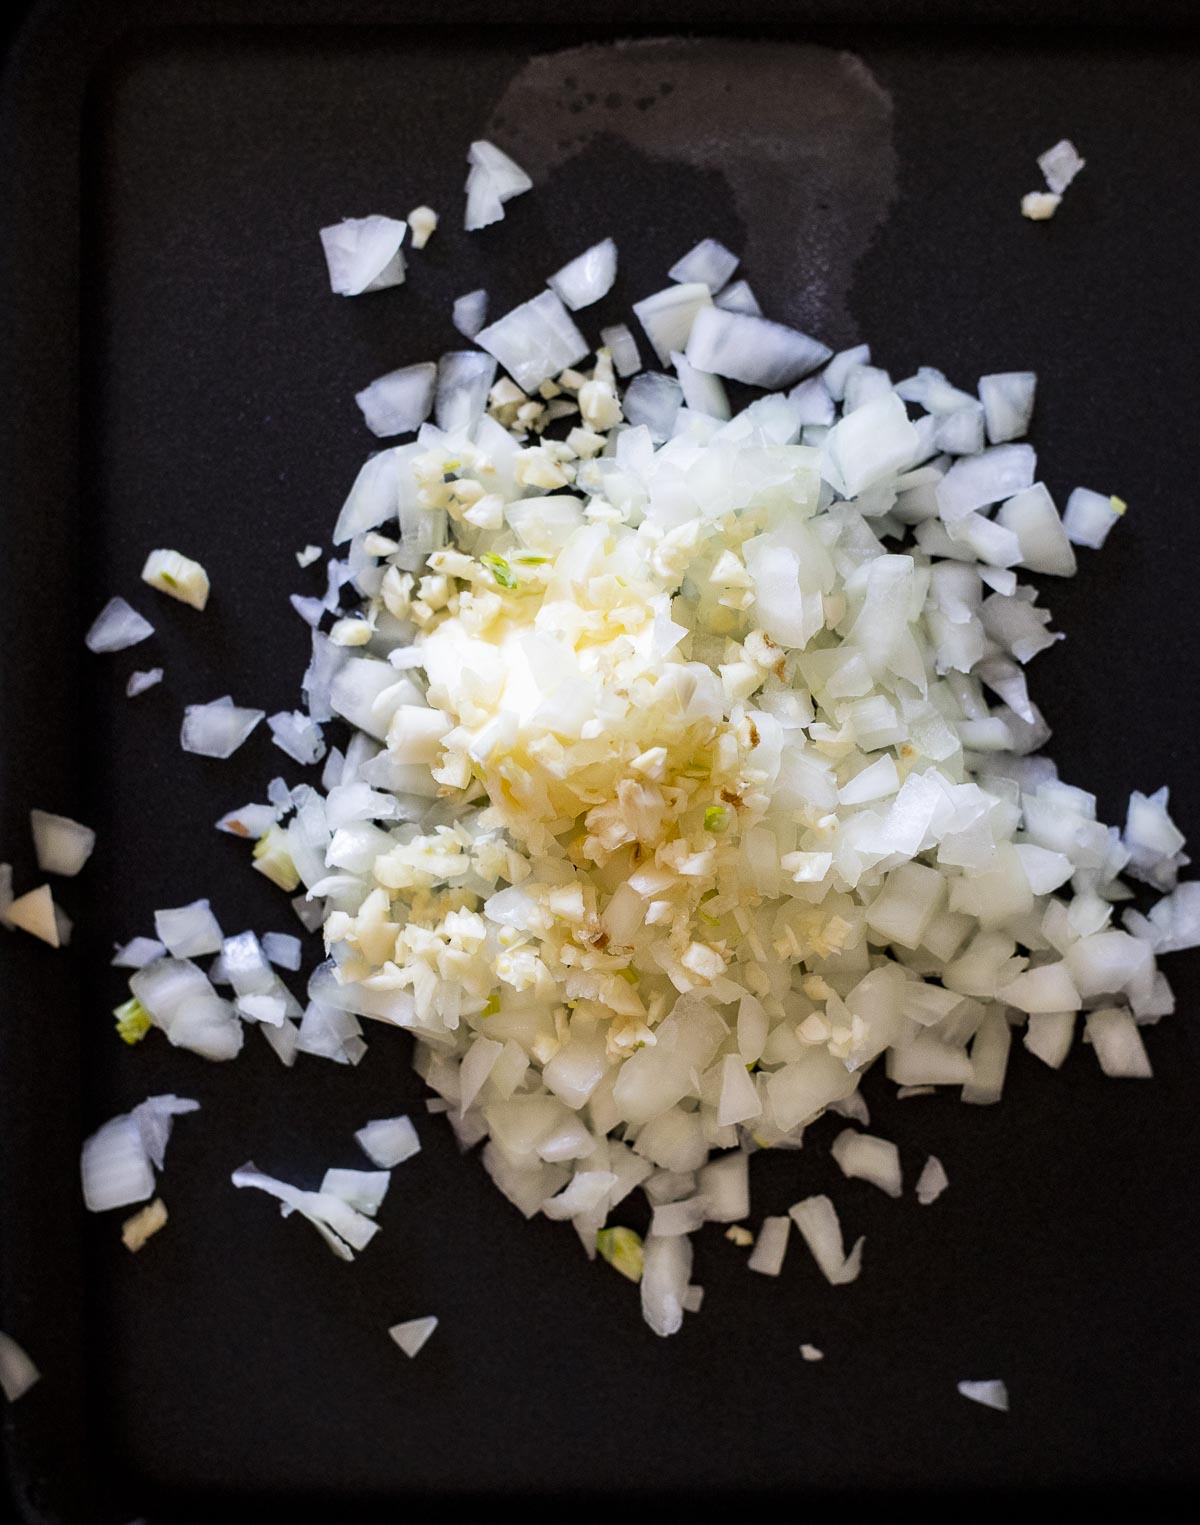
[[122, 1197, 168, 1252]]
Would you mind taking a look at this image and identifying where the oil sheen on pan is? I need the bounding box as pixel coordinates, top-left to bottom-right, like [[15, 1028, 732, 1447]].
[[487, 37, 896, 346]]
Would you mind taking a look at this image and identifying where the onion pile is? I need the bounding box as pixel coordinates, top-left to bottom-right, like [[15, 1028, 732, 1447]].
[[92, 179, 1199, 1354]]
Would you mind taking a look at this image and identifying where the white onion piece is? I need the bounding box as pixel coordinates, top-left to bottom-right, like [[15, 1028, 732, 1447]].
[[788, 374, 834, 425], [668, 238, 738, 291], [1022, 192, 1061, 220], [389, 1316, 438, 1358], [1085, 1007, 1153, 1077], [978, 372, 1036, 444], [355, 363, 436, 438], [476, 290, 588, 393], [958, 1379, 1009, 1412], [713, 279, 761, 316], [126, 667, 163, 697], [0, 1332, 39, 1402], [747, 1215, 790, 1276], [1063, 486, 1123, 549], [698, 1151, 749, 1221], [995, 484, 1076, 576], [215, 802, 277, 839], [131, 1094, 200, 1170], [622, 373, 682, 443], [81, 1114, 154, 1212], [788, 1195, 863, 1285], [670, 350, 730, 421], [320, 1168, 391, 1216], [800, 1344, 824, 1362], [599, 323, 641, 377], [154, 899, 223, 958], [85, 597, 154, 654], [685, 305, 831, 389], [823, 393, 919, 498], [830, 1129, 902, 1198], [915, 1155, 949, 1205], [453, 289, 488, 339], [435, 351, 497, 434], [1023, 1011, 1075, 1069], [268, 710, 326, 766], [355, 1115, 420, 1167], [262, 931, 302, 971], [633, 282, 712, 367], [180, 697, 264, 759], [640, 1233, 693, 1337], [464, 140, 531, 231], [319, 215, 407, 296], [824, 345, 870, 401], [29, 809, 95, 877], [1037, 139, 1085, 195], [548, 238, 617, 310], [111, 936, 165, 968], [936, 445, 1036, 523]]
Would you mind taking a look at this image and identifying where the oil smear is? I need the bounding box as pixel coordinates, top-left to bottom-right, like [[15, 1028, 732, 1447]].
[[487, 37, 895, 347]]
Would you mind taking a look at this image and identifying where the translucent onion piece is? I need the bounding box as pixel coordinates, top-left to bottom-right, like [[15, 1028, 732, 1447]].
[[957, 1379, 1009, 1412], [453, 288, 488, 339], [355, 1115, 420, 1167], [126, 667, 163, 697], [180, 697, 265, 759], [547, 238, 617, 310], [29, 809, 95, 877], [668, 238, 738, 291], [319, 215, 407, 296], [686, 305, 832, 389], [389, 1316, 438, 1357], [0, 1332, 39, 1402], [85, 597, 154, 653], [355, 363, 436, 438], [475, 290, 588, 393]]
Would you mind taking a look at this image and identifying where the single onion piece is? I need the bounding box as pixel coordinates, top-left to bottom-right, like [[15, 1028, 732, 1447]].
[[122, 1198, 168, 1252], [355, 1115, 420, 1167], [29, 809, 95, 877], [599, 323, 642, 377], [668, 238, 738, 291], [453, 288, 488, 339], [685, 305, 832, 389], [85, 597, 154, 654], [142, 549, 210, 611], [800, 1344, 824, 1363], [830, 1129, 903, 1198], [1085, 1007, 1153, 1078], [154, 899, 224, 958], [671, 350, 731, 421], [633, 282, 712, 367], [126, 667, 163, 697], [262, 931, 302, 971], [915, 1155, 949, 1205], [320, 1168, 391, 1217], [622, 373, 682, 444], [355, 363, 437, 439], [1037, 138, 1085, 195], [435, 351, 497, 434], [81, 1115, 154, 1212], [978, 371, 1036, 444], [1063, 486, 1123, 549], [713, 278, 761, 316], [957, 1379, 1009, 1412], [319, 215, 407, 296], [747, 1215, 790, 1276], [547, 238, 617, 310], [180, 697, 265, 759], [464, 140, 532, 231], [389, 1316, 438, 1358], [5, 885, 60, 947], [0, 1332, 39, 1402], [475, 290, 588, 393], [111, 936, 166, 968]]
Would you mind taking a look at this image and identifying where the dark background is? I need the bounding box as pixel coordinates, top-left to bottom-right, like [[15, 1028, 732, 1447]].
[[3, 3, 1200, 1521]]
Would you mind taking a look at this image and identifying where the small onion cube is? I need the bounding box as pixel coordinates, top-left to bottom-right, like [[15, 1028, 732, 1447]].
[[355, 1115, 420, 1167], [30, 809, 95, 877], [830, 1129, 902, 1198], [747, 1215, 790, 1276], [958, 1379, 1009, 1412], [978, 371, 1037, 444], [355, 362, 437, 438], [685, 305, 832, 389], [85, 596, 154, 654], [599, 323, 642, 377], [453, 288, 488, 339], [126, 667, 163, 697], [633, 283, 712, 367], [915, 1155, 949, 1205], [668, 237, 738, 291], [0, 1332, 39, 1402], [1037, 139, 1085, 195], [1063, 486, 1123, 549], [547, 238, 617, 310], [154, 899, 224, 958], [389, 1316, 438, 1358], [319, 215, 407, 296], [180, 697, 264, 759], [475, 290, 588, 393]]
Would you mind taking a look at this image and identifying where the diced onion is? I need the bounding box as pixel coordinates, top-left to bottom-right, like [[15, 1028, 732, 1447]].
[[85, 597, 154, 654]]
